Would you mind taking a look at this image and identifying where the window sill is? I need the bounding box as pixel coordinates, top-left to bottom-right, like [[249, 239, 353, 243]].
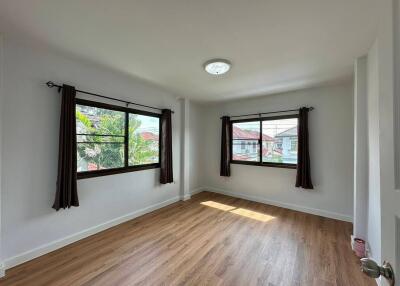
[[77, 163, 160, 179], [230, 160, 297, 169]]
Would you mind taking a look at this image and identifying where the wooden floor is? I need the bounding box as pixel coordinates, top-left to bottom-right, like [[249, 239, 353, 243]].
[[0, 192, 374, 286]]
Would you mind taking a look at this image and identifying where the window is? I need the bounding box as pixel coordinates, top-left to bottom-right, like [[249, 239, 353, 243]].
[[76, 99, 160, 178], [290, 138, 298, 152], [230, 115, 298, 168], [232, 121, 260, 162], [262, 117, 298, 165], [129, 114, 160, 165], [241, 141, 246, 150]]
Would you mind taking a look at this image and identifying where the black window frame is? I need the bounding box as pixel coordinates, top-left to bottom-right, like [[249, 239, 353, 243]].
[[230, 114, 298, 169], [76, 98, 161, 179]]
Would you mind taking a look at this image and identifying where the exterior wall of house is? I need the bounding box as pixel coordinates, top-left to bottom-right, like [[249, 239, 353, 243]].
[[233, 140, 257, 155], [280, 136, 297, 163]]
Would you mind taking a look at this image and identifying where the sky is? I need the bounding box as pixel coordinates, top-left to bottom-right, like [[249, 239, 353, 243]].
[[234, 118, 298, 138], [133, 114, 159, 134], [77, 104, 160, 135]]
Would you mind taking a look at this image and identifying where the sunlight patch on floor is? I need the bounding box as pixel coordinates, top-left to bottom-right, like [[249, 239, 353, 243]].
[[200, 201, 236, 211], [200, 201, 275, 222], [230, 208, 275, 222]]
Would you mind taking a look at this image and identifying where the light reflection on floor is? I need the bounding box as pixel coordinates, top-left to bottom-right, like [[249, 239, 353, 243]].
[[200, 201, 275, 222]]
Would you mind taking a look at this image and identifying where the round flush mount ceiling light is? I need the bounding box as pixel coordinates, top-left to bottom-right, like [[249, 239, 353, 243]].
[[204, 59, 231, 75]]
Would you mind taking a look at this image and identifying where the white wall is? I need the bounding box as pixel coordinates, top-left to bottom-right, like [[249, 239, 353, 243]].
[[202, 84, 354, 221], [179, 98, 191, 200], [189, 101, 205, 193], [373, 1, 398, 281], [394, 0, 400, 277], [395, 0, 400, 191], [366, 40, 382, 262], [353, 56, 369, 240], [353, 3, 398, 276], [1, 37, 182, 267]]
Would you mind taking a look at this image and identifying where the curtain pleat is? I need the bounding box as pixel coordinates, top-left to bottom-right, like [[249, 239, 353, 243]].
[[160, 109, 173, 184], [295, 107, 313, 189], [53, 85, 79, 210], [220, 116, 231, 177]]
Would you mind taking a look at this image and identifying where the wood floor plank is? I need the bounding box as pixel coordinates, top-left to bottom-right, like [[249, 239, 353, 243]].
[[0, 192, 375, 286]]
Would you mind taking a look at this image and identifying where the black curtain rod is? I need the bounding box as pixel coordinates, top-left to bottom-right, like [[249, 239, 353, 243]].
[[220, 107, 314, 119], [46, 81, 174, 113]]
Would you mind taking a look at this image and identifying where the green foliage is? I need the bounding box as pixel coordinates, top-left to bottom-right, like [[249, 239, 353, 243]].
[[129, 115, 158, 165], [77, 109, 158, 171], [76, 111, 93, 131], [262, 153, 283, 163]]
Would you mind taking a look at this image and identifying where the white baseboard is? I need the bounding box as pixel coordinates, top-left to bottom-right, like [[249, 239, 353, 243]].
[[181, 194, 191, 201], [190, 187, 204, 195], [0, 263, 5, 278], [3, 196, 180, 271], [204, 186, 353, 222], [2, 186, 352, 273], [179, 187, 206, 201]]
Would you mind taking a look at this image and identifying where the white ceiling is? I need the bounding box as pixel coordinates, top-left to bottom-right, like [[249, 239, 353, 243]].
[[0, 0, 379, 102]]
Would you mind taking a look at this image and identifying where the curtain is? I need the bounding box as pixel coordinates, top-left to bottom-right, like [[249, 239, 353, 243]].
[[296, 107, 313, 189], [220, 116, 231, 177], [160, 109, 173, 184], [53, 85, 79, 210]]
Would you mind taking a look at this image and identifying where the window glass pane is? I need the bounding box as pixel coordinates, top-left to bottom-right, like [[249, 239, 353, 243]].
[[232, 121, 261, 139], [232, 139, 259, 161], [129, 114, 159, 165], [77, 135, 124, 143], [262, 118, 298, 164], [77, 142, 124, 172], [232, 121, 260, 162], [76, 104, 125, 136], [76, 104, 125, 172]]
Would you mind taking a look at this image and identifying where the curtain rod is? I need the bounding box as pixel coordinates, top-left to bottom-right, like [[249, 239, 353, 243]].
[[220, 107, 314, 119], [46, 81, 174, 113]]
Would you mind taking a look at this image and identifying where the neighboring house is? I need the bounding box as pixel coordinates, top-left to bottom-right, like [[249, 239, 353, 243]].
[[139, 131, 159, 152], [140, 131, 158, 141], [274, 126, 298, 164], [232, 126, 274, 161], [138, 131, 159, 163]]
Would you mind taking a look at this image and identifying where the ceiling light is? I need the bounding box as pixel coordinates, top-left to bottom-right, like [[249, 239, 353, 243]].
[[204, 59, 231, 75]]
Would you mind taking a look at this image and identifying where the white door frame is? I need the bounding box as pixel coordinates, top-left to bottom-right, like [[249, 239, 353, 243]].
[[0, 33, 4, 277], [376, 1, 399, 285]]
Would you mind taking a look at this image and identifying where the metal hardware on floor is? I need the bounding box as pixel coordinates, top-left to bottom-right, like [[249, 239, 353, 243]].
[[360, 258, 395, 286]]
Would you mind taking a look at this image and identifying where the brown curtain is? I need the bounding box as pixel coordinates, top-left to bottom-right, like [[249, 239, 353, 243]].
[[160, 109, 173, 184], [296, 107, 313, 189], [220, 116, 231, 177], [53, 85, 79, 210]]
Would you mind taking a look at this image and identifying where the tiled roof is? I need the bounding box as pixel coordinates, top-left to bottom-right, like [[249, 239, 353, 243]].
[[232, 126, 274, 141], [275, 126, 297, 137], [140, 132, 159, 141]]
